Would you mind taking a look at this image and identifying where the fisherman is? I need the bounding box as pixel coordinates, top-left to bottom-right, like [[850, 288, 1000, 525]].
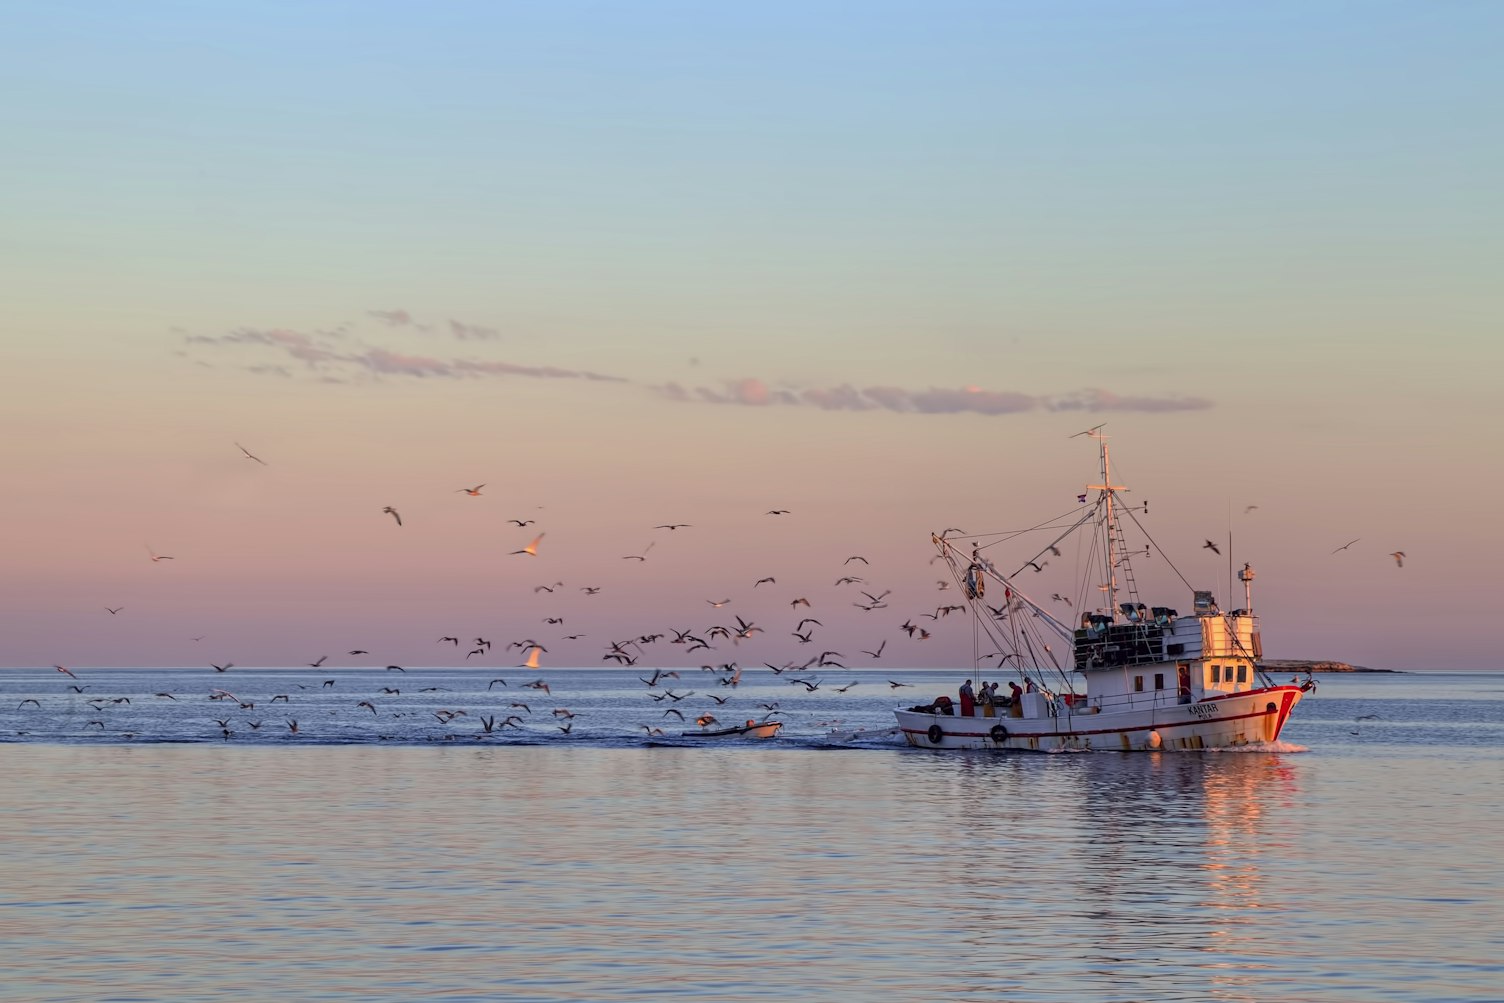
[[958, 679, 976, 717], [978, 680, 994, 717]]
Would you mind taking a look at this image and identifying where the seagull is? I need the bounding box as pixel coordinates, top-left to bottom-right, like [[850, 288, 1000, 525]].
[[211, 662, 233, 673], [508, 519, 535, 526], [753, 577, 776, 587], [845, 555, 869, 564], [382, 506, 402, 526], [1244, 505, 1259, 514], [147, 546, 174, 562], [348, 649, 369, 655], [766, 509, 790, 515], [1331, 539, 1360, 554], [1389, 551, 1405, 567], [655, 523, 691, 530], [862, 641, 886, 659], [1203, 540, 1221, 555], [55, 665, 79, 679], [888, 680, 912, 689], [105, 607, 123, 615], [511, 533, 545, 556], [235, 442, 268, 465], [457, 484, 485, 496], [439, 636, 459, 645], [308, 655, 327, 668], [707, 599, 731, 607]]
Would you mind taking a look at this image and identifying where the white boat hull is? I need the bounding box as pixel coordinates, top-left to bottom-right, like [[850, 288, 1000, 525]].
[[895, 685, 1304, 752]]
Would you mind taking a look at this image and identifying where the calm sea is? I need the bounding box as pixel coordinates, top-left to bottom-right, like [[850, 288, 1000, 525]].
[[2, 667, 1500, 1002]]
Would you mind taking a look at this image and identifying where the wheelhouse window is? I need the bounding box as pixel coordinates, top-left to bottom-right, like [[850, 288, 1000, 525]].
[[1154, 673, 1165, 690], [1134, 675, 1144, 693], [1224, 666, 1236, 683], [1206, 665, 1219, 687], [1236, 664, 1247, 683]]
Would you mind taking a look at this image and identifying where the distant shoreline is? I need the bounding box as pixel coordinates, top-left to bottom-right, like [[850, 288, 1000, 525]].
[[1259, 659, 1398, 674]]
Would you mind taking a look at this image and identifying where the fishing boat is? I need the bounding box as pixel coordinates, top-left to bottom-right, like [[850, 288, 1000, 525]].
[[895, 430, 1312, 752], [681, 719, 784, 740]]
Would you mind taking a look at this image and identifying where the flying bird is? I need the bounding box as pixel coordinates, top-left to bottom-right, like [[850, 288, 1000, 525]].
[[1389, 551, 1405, 567], [1331, 539, 1360, 554], [55, 665, 79, 679], [512, 533, 545, 556], [105, 607, 123, 615], [457, 484, 486, 496], [508, 519, 535, 526], [766, 509, 790, 515], [753, 577, 776, 587], [382, 506, 402, 526], [1203, 540, 1221, 555], [235, 442, 268, 465], [707, 599, 732, 608], [655, 523, 691, 530], [147, 546, 174, 562], [308, 655, 328, 668]]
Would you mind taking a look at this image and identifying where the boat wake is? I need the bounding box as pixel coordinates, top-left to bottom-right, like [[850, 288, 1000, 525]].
[[1207, 740, 1309, 754]]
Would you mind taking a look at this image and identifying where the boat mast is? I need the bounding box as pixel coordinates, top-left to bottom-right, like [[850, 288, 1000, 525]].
[[1084, 427, 1127, 620]]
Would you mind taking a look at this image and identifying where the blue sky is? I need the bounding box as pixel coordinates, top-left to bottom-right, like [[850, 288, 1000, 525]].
[[2, 2, 1500, 668]]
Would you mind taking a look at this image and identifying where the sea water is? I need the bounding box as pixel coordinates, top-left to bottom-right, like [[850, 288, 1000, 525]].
[[1, 668, 1500, 1001]]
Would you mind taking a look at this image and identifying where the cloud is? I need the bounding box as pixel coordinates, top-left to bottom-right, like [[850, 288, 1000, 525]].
[[1044, 388, 1213, 413], [449, 319, 499, 341], [179, 315, 1213, 417], [367, 309, 414, 326], [653, 379, 1211, 416]]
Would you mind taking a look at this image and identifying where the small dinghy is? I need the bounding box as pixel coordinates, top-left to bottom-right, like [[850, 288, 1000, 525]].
[[681, 720, 783, 739]]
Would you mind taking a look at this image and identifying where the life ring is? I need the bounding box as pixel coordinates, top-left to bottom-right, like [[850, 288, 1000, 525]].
[[990, 723, 1009, 743], [927, 723, 944, 745]]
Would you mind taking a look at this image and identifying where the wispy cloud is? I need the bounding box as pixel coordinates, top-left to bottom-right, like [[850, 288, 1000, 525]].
[[367, 309, 414, 327], [654, 379, 1210, 416], [181, 318, 1212, 416], [449, 319, 499, 341]]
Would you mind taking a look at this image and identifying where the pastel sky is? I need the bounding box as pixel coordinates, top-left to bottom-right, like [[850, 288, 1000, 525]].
[[3, 2, 1499, 671]]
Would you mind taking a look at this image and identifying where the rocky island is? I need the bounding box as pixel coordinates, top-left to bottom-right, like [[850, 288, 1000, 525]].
[[1260, 659, 1396, 674]]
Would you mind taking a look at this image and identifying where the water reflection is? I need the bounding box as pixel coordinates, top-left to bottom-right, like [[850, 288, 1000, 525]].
[[2, 674, 1502, 1002]]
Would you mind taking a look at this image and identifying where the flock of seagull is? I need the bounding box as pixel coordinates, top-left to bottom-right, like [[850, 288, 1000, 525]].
[[21, 437, 1407, 743]]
